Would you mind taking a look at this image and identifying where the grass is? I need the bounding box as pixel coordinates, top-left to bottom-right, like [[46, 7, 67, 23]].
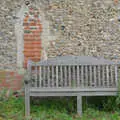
[[0, 95, 120, 120]]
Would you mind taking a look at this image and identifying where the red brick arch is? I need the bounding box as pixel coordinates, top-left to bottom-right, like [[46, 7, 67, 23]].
[[23, 8, 42, 68]]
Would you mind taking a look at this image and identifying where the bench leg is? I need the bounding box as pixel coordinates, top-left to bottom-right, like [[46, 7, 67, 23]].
[[25, 87, 30, 116], [77, 96, 82, 116]]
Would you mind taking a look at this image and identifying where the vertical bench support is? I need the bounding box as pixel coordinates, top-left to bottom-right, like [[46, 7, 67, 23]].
[[25, 83, 30, 116], [77, 96, 82, 116], [25, 60, 31, 116]]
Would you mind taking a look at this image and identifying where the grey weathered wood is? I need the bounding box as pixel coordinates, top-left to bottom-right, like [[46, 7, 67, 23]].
[[25, 84, 30, 116], [77, 96, 82, 116], [56, 66, 58, 87], [43, 66, 46, 87], [81, 66, 84, 87], [68, 66, 71, 87], [30, 90, 117, 97], [85, 65, 88, 87], [110, 65, 113, 86], [77, 66, 80, 87], [35, 56, 118, 66], [115, 65, 118, 87], [25, 56, 119, 117], [47, 66, 50, 87], [60, 66, 63, 87], [93, 66, 96, 87], [27, 60, 32, 87], [25, 61, 31, 116], [35, 66, 37, 87], [52, 66, 54, 87], [64, 66, 67, 87], [30, 87, 117, 92], [72, 66, 76, 87], [39, 66, 42, 87], [89, 65, 92, 87], [98, 65, 101, 86], [102, 65, 105, 87], [106, 65, 109, 87]]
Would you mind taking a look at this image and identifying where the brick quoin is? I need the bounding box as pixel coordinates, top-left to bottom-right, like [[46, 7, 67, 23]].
[[0, 71, 23, 91], [114, 0, 118, 4], [23, 8, 42, 68]]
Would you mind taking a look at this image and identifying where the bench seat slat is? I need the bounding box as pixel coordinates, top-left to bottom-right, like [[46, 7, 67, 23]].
[[30, 88, 118, 92]]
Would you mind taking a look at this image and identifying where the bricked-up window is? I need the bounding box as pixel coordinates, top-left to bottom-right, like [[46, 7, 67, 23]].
[[23, 8, 42, 68]]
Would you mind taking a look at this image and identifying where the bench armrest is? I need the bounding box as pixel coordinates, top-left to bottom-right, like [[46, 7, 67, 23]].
[[24, 72, 31, 86], [24, 79, 31, 85]]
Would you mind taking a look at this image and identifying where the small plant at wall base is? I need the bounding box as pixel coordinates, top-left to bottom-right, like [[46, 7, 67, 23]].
[[0, 93, 120, 120], [102, 73, 120, 112], [115, 78, 120, 109], [114, 71, 120, 110], [0, 88, 24, 120]]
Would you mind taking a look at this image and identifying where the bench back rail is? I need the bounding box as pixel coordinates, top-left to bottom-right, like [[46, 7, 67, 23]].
[[28, 64, 118, 89]]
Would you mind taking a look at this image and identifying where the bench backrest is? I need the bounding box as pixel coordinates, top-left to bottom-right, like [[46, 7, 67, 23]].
[[27, 56, 119, 88]]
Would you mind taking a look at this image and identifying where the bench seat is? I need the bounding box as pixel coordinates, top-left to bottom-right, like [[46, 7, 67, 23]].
[[30, 88, 117, 96]]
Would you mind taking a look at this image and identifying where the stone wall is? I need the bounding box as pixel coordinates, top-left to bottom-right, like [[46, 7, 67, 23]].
[[0, 0, 120, 71]]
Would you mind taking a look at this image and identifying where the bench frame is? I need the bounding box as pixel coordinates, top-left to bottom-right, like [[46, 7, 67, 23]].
[[24, 56, 119, 116]]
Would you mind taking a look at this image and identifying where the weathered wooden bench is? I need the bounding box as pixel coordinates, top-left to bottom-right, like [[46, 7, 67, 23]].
[[24, 56, 119, 116]]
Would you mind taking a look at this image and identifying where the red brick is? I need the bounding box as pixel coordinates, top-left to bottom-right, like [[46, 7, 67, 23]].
[[24, 51, 41, 57], [114, 0, 118, 4], [24, 41, 42, 44], [24, 34, 33, 38], [24, 37, 34, 41], [24, 30, 31, 34], [23, 11, 43, 68], [24, 27, 31, 30], [30, 21, 36, 26], [24, 35, 41, 40], [23, 22, 29, 26], [29, 57, 41, 61], [0, 71, 23, 91], [24, 44, 41, 48], [24, 25, 30, 29], [24, 49, 41, 52], [32, 30, 41, 33], [34, 14, 39, 18], [24, 15, 29, 22]]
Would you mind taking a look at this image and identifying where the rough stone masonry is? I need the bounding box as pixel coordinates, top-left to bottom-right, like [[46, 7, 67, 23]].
[[0, 0, 120, 72]]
